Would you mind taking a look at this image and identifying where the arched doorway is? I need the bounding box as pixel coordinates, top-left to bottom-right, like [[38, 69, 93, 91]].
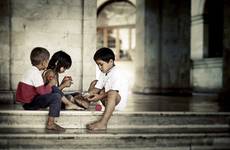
[[97, 0, 136, 89], [191, 0, 223, 93], [203, 0, 223, 58]]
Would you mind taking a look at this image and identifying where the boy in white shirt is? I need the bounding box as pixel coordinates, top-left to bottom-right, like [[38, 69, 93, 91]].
[[16, 47, 65, 131], [86, 47, 128, 130]]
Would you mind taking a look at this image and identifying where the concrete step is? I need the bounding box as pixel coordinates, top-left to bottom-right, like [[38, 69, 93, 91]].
[[0, 110, 230, 129], [0, 91, 15, 104], [0, 109, 230, 149], [0, 128, 229, 150]]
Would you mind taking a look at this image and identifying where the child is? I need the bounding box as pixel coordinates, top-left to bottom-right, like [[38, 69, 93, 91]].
[[85, 47, 129, 130], [16, 47, 65, 131], [44, 50, 83, 110]]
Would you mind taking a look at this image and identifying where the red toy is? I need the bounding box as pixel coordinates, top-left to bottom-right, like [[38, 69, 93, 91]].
[[95, 104, 102, 111]]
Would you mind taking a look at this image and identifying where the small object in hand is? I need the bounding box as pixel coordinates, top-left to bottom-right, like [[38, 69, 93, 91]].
[[95, 104, 102, 111]]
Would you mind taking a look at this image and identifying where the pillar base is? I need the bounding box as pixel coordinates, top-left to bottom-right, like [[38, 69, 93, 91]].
[[0, 90, 15, 104]]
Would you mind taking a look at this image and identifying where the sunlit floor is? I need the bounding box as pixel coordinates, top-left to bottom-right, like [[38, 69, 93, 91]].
[[124, 92, 220, 112], [0, 60, 224, 112], [116, 60, 220, 112]]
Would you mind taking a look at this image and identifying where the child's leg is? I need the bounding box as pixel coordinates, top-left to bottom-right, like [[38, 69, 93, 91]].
[[32, 93, 65, 131], [68, 80, 98, 109], [65, 94, 75, 103], [62, 96, 84, 110], [74, 95, 90, 109], [52, 86, 83, 110], [87, 90, 121, 130]]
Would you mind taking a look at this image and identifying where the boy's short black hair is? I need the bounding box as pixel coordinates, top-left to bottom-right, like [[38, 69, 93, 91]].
[[93, 47, 115, 63], [30, 47, 50, 66], [47, 50, 72, 72]]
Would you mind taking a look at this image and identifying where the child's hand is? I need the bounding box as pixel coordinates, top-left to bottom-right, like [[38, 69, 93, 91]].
[[64, 76, 72, 81], [61, 77, 72, 88], [87, 94, 99, 102]]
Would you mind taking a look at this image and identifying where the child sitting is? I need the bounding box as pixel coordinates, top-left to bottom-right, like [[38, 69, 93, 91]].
[[85, 47, 129, 130], [16, 47, 65, 131], [44, 50, 83, 110]]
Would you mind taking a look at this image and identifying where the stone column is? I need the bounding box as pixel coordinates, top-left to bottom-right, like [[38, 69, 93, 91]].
[[219, 0, 230, 110], [191, 15, 206, 59], [133, 0, 161, 93], [223, 0, 230, 91], [81, 0, 97, 90], [0, 0, 10, 90], [190, 0, 206, 59], [0, 0, 14, 104], [133, 0, 191, 94]]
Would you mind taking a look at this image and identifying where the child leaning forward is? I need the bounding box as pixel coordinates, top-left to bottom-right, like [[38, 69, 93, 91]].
[[16, 47, 65, 131]]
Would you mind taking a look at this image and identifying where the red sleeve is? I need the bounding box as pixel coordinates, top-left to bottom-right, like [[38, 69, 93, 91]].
[[35, 84, 52, 95]]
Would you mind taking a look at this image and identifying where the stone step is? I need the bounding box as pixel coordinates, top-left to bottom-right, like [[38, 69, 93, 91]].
[[1, 110, 230, 149], [0, 91, 15, 104], [0, 110, 230, 129], [0, 128, 229, 150]]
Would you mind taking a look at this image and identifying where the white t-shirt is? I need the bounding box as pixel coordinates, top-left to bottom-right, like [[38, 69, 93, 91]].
[[21, 66, 44, 87], [95, 66, 128, 111]]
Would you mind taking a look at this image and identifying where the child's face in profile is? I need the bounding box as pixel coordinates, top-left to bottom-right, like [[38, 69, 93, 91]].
[[41, 59, 49, 70], [95, 59, 114, 73]]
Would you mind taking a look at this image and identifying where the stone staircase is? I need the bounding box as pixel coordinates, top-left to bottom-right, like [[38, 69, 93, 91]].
[[0, 108, 230, 150]]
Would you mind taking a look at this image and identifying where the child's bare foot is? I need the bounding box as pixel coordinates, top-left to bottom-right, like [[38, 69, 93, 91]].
[[65, 102, 84, 110], [46, 123, 65, 131], [86, 120, 107, 130], [74, 96, 90, 109]]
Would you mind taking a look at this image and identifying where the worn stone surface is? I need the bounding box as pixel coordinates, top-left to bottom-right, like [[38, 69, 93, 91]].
[[192, 58, 223, 93], [0, 0, 96, 91], [133, 0, 191, 94]]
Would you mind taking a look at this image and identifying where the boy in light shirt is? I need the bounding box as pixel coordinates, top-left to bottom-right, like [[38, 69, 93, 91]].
[[85, 47, 129, 130]]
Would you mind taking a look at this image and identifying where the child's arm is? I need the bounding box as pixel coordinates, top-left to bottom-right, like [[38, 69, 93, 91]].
[[59, 76, 72, 90], [87, 89, 115, 102], [43, 69, 56, 85], [89, 87, 101, 95], [35, 83, 53, 95], [87, 93, 106, 102], [33, 70, 56, 95], [36, 77, 57, 95]]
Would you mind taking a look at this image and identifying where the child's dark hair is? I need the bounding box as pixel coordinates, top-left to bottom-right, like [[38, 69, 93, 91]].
[[93, 47, 115, 63], [47, 51, 72, 73], [30, 47, 50, 66]]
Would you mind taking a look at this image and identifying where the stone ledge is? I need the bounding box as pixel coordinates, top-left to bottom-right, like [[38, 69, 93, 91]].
[[0, 91, 15, 104], [0, 129, 229, 150], [1, 110, 230, 129]]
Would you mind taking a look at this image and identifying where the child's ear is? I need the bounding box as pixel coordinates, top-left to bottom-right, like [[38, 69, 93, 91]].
[[109, 59, 114, 64]]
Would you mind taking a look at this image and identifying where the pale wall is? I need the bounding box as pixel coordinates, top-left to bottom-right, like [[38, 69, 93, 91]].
[[0, 0, 96, 92]]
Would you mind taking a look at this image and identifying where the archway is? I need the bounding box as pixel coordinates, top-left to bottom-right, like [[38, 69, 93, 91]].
[[97, 0, 136, 89], [191, 0, 223, 93]]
